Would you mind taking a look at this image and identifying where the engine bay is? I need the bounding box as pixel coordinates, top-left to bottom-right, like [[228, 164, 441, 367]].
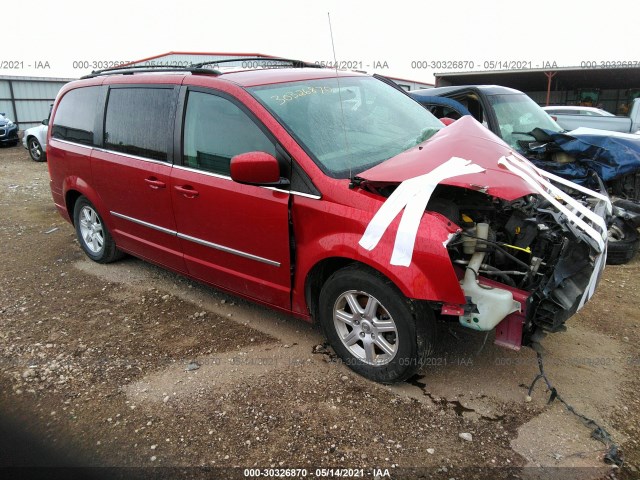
[[427, 185, 599, 336]]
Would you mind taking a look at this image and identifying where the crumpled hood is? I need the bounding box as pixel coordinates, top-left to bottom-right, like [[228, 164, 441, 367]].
[[527, 127, 640, 183], [359, 116, 539, 201]]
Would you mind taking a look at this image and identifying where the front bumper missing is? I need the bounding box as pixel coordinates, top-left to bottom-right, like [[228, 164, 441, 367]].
[[527, 196, 608, 333], [455, 156, 610, 349]]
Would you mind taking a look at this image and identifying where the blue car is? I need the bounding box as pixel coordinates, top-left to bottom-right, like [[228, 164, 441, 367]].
[[410, 87, 640, 190], [0, 112, 19, 146], [409, 86, 640, 265]]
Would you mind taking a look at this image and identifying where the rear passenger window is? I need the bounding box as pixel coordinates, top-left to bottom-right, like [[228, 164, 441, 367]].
[[104, 88, 173, 161], [52, 86, 99, 146], [183, 91, 275, 176]]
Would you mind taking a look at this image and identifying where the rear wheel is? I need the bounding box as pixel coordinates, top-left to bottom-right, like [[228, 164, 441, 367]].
[[319, 264, 435, 383], [27, 137, 46, 162], [73, 196, 122, 263]]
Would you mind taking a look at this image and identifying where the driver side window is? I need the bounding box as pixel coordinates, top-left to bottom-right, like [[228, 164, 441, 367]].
[[452, 94, 488, 127]]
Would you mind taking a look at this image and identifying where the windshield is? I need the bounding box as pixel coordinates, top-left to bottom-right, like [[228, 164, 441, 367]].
[[250, 77, 443, 178], [488, 94, 564, 150]]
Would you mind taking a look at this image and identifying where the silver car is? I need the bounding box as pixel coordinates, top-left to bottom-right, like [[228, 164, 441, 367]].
[[22, 119, 49, 162]]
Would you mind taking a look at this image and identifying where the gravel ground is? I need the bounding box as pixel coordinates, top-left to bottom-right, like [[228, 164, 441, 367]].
[[0, 143, 639, 480]]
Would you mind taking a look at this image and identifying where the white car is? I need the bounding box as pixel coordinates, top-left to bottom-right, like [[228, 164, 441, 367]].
[[22, 119, 48, 162], [542, 106, 614, 117], [542, 100, 640, 134]]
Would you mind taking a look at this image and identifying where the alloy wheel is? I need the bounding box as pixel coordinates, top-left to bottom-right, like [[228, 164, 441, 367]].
[[333, 290, 398, 365], [78, 206, 105, 254]]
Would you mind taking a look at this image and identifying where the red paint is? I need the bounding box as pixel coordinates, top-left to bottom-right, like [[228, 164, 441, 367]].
[[170, 166, 291, 307], [359, 116, 538, 201], [441, 304, 466, 316], [222, 68, 363, 87], [230, 152, 280, 184], [494, 314, 525, 351], [91, 149, 186, 273]]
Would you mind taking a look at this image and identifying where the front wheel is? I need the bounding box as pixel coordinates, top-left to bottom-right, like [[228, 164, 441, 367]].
[[319, 265, 435, 383], [607, 218, 640, 265], [73, 196, 123, 263]]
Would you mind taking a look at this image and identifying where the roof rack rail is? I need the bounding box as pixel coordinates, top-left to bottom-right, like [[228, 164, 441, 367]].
[[80, 57, 321, 79], [81, 64, 220, 79], [190, 57, 321, 69]]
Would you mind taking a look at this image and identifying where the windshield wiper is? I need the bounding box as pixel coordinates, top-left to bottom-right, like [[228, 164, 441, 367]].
[[349, 175, 366, 189], [511, 131, 536, 139]]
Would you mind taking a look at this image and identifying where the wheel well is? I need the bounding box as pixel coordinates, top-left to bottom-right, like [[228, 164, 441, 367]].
[[65, 190, 82, 225], [305, 258, 354, 322], [305, 258, 396, 323]]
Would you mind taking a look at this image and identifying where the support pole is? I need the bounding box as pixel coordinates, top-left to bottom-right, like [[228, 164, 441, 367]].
[[545, 71, 557, 106]]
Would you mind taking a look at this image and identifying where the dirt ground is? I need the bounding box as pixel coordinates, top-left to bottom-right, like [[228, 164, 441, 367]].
[[0, 143, 638, 480]]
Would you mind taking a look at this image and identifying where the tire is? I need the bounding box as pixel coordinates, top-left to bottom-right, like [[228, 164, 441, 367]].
[[606, 218, 640, 265], [318, 264, 435, 384], [27, 137, 46, 162], [73, 196, 122, 263], [612, 197, 640, 215]]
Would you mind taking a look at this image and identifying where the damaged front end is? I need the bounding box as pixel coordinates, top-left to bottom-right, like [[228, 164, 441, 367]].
[[357, 118, 609, 351], [431, 182, 608, 348]]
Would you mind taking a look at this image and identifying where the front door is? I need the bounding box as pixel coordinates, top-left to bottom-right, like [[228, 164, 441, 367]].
[[171, 89, 291, 307]]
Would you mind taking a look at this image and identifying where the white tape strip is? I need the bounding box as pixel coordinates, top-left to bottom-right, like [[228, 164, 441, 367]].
[[500, 155, 606, 251], [505, 155, 609, 232], [359, 157, 485, 267], [499, 155, 607, 309], [583, 249, 605, 308], [527, 161, 611, 213]]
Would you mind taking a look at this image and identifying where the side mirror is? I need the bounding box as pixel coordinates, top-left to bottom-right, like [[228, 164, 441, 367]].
[[42, 118, 49, 126], [230, 151, 285, 186]]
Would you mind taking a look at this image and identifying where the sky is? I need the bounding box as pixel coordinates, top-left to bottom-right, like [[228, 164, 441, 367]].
[[5, 0, 639, 82]]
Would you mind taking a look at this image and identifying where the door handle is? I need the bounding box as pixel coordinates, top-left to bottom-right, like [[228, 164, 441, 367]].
[[145, 177, 166, 189], [174, 185, 199, 198]]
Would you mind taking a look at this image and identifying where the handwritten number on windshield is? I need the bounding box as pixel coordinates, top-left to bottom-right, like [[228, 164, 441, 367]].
[[271, 86, 334, 106]]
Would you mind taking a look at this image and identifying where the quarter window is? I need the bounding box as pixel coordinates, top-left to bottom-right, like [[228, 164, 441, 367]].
[[183, 91, 275, 176], [104, 88, 173, 161], [51, 86, 99, 146]]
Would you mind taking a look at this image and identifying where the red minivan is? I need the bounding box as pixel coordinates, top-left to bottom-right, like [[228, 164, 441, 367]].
[[47, 60, 609, 383]]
